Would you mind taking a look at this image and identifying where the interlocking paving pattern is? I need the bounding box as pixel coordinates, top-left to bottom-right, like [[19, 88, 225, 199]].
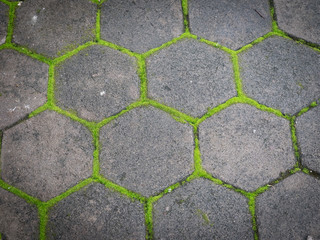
[[0, 0, 319, 239]]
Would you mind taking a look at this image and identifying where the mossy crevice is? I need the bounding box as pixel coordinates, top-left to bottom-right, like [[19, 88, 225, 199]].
[[181, 0, 190, 33]]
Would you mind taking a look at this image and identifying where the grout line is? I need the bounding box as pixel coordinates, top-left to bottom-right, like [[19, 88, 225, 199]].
[[92, 126, 100, 178], [290, 116, 301, 167], [145, 199, 154, 240], [38, 203, 49, 240], [231, 53, 245, 97], [5, 1, 18, 44], [248, 195, 259, 240], [137, 55, 148, 100], [181, 0, 189, 33], [95, 4, 101, 41]]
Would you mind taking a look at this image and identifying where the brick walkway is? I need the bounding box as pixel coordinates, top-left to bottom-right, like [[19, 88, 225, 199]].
[[0, 0, 319, 239]]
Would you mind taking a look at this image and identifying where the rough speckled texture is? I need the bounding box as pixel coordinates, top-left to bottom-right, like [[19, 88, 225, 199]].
[[147, 39, 236, 117], [13, 0, 96, 58], [239, 36, 320, 115], [256, 172, 320, 240], [0, 188, 39, 240], [274, 0, 320, 45], [55, 45, 139, 122], [47, 183, 146, 240], [153, 178, 254, 239], [0, 49, 48, 130], [100, 106, 194, 197], [1, 110, 94, 201], [199, 104, 296, 191], [100, 0, 184, 53], [0, 2, 8, 45], [296, 106, 320, 172], [189, 0, 272, 50]]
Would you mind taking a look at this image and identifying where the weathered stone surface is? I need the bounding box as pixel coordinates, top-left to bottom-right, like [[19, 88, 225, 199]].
[[13, 0, 96, 58], [147, 39, 236, 117], [1, 110, 93, 201], [199, 104, 295, 191], [189, 0, 271, 50], [0, 49, 48, 130], [47, 183, 145, 240], [274, 0, 320, 45], [153, 178, 253, 239], [296, 105, 320, 172], [256, 172, 320, 240], [0, 2, 8, 45], [100, 106, 194, 197], [0, 187, 39, 240], [239, 36, 320, 115], [55, 45, 139, 122], [101, 0, 184, 53]]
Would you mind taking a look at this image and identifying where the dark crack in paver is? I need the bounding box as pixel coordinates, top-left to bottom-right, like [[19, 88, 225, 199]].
[[47, 183, 145, 240], [100, 106, 193, 197], [239, 36, 320, 115], [1, 110, 93, 201], [153, 178, 253, 239], [0, 2, 8, 45], [189, 0, 271, 50], [0, 49, 48, 130], [13, 0, 96, 58], [55, 45, 139, 122], [256, 172, 320, 240], [0, 188, 39, 240], [147, 39, 236, 117], [199, 104, 295, 191], [296, 105, 320, 172], [274, 0, 320, 45], [100, 0, 183, 53]]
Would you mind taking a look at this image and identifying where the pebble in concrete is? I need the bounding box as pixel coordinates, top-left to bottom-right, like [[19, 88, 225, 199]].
[[13, 0, 96, 58], [0, 49, 48, 130], [0, 188, 39, 240], [47, 183, 145, 240], [0, 2, 8, 45], [274, 0, 320, 45], [296, 105, 320, 172], [199, 104, 295, 191], [239, 36, 320, 115], [1, 110, 93, 201], [101, 0, 183, 53], [256, 172, 320, 239], [153, 178, 253, 239], [100, 106, 194, 197], [189, 0, 271, 50], [147, 39, 236, 117], [55, 45, 139, 122]]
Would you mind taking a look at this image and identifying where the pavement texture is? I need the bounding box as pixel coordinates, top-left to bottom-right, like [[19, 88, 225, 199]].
[[0, 0, 319, 239]]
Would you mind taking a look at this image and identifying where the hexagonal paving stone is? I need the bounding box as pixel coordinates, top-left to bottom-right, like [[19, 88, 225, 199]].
[[189, 0, 271, 50], [199, 104, 295, 191], [100, 0, 183, 53], [1, 110, 93, 201], [0, 187, 39, 240], [239, 36, 320, 115], [100, 106, 194, 197], [256, 172, 320, 239], [0, 49, 48, 130], [153, 178, 253, 239], [147, 39, 236, 117], [47, 183, 145, 240], [296, 105, 320, 172], [0, 2, 8, 45], [55, 45, 139, 122], [13, 0, 96, 58], [274, 0, 320, 45]]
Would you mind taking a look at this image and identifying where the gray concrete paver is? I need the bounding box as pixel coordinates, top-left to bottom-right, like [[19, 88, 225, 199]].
[[13, 0, 96, 58], [47, 183, 145, 240], [55, 45, 139, 122], [147, 39, 236, 117], [189, 0, 271, 50], [1, 110, 93, 201], [199, 104, 296, 191], [0, 49, 48, 130], [256, 172, 320, 240], [101, 0, 183, 53], [239, 36, 320, 115], [100, 106, 194, 197], [0, 2, 8, 45], [296, 105, 320, 172], [153, 178, 254, 240]]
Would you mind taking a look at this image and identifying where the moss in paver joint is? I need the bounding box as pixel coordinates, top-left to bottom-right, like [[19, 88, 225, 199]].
[[137, 55, 148, 100], [0, 131, 2, 176], [96, 4, 101, 41], [181, 0, 189, 33]]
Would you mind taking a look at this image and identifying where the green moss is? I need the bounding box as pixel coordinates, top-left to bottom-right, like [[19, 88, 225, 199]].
[[38, 203, 49, 240], [290, 117, 301, 165], [96, 5, 101, 41], [137, 55, 148, 100], [181, 0, 189, 32], [98, 39, 138, 57], [145, 199, 154, 239], [247, 195, 258, 240], [5, 1, 18, 44], [231, 53, 245, 97]]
